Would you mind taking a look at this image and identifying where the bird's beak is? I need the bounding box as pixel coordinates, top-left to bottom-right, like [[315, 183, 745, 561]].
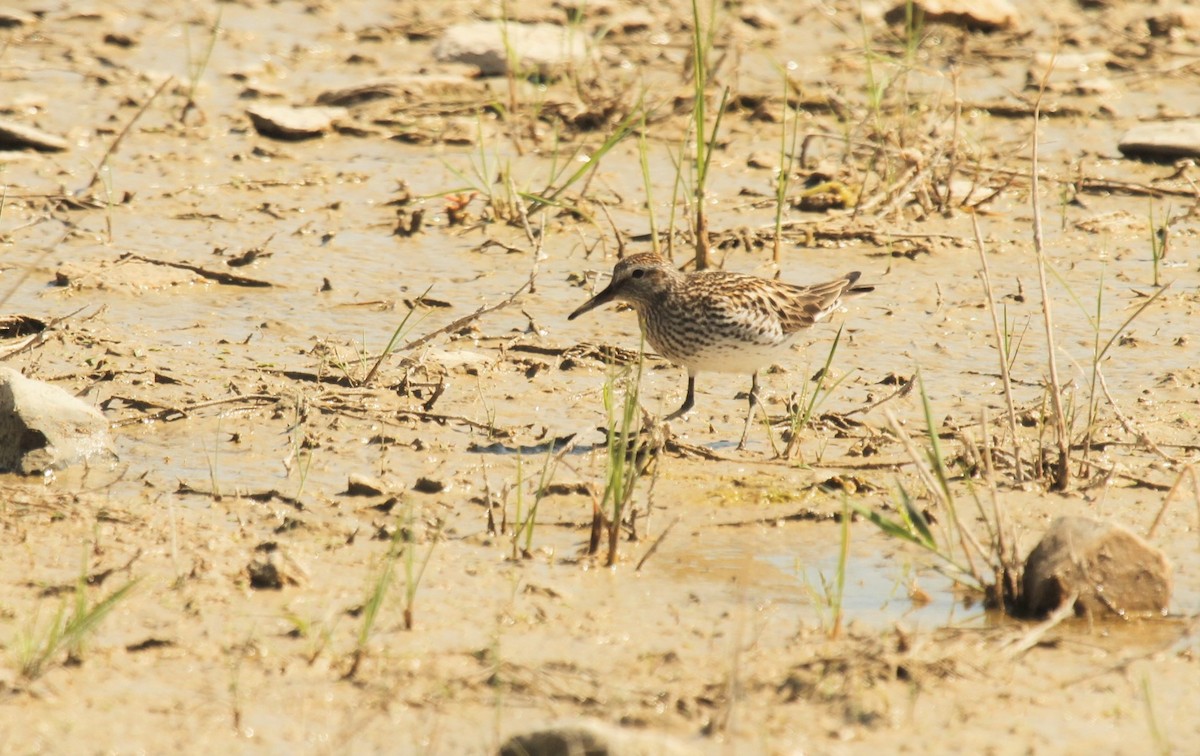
[[568, 281, 618, 320]]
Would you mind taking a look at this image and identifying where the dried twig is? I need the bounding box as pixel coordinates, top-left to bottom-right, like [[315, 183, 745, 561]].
[[401, 281, 529, 354], [1029, 65, 1071, 491], [122, 253, 274, 287], [82, 76, 175, 194], [635, 517, 679, 571], [361, 280, 530, 386], [1095, 365, 1174, 465], [1147, 465, 1199, 540], [884, 409, 946, 507], [112, 393, 280, 427], [972, 213, 1025, 482], [1001, 591, 1078, 659]]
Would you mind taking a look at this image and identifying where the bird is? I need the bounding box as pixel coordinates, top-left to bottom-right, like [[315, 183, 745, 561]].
[[568, 253, 872, 448]]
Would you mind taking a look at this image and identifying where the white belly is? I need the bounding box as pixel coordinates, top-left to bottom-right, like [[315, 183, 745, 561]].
[[671, 338, 797, 374]]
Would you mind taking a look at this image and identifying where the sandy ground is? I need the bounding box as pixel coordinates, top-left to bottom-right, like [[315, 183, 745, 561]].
[[2, 0, 1199, 753]]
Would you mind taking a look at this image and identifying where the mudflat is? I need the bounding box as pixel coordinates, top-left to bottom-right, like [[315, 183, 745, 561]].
[[1, 1, 1198, 753]]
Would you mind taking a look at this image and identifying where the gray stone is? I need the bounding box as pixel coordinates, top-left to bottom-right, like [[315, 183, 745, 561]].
[[1022, 516, 1171, 619], [1146, 8, 1200, 38], [245, 104, 348, 140], [0, 118, 68, 152], [345, 473, 386, 497], [740, 4, 781, 30], [1118, 121, 1200, 161], [610, 9, 655, 34], [499, 719, 697, 756], [433, 21, 588, 77], [0, 368, 114, 474], [314, 75, 484, 107], [0, 7, 37, 28], [885, 0, 1020, 32]]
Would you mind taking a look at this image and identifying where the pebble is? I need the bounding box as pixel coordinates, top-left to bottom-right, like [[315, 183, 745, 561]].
[[0, 118, 68, 152], [884, 0, 1020, 32], [1118, 121, 1200, 161], [433, 21, 588, 77], [245, 104, 348, 140]]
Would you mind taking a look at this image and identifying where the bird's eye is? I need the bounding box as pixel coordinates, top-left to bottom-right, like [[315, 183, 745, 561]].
[[631, 268, 645, 279]]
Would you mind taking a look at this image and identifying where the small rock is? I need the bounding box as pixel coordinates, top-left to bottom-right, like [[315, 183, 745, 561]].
[[558, 0, 616, 17], [315, 75, 484, 107], [740, 4, 781, 30], [746, 151, 777, 170], [884, 0, 1020, 32], [412, 477, 445, 494], [0, 7, 37, 28], [499, 719, 696, 756], [1118, 121, 1200, 161], [1146, 8, 1200, 38], [1022, 516, 1171, 619], [245, 104, 348, 140], [247, 559, 283, 590], [433, 21, 588, 77], [0, 118, 68, 152], [103, 31, 135, 47], [346, 473, 387, 497], [0, 368, 113, 474], [610, 8, 655, 34]]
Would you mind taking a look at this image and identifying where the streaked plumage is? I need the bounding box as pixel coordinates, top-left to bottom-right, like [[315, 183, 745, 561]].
[[569, 253, 872, 447]]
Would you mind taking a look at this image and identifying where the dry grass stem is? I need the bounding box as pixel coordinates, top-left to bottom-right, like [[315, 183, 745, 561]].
[[1147, 465, 1199, 540], [972, 212, 1025, 483], [635, 516, 680, 571], [884, 408, 948, 508], [83, 76, 175, 194], [1002, 591, 1078, 659], [1028, 73, 1071, 491]]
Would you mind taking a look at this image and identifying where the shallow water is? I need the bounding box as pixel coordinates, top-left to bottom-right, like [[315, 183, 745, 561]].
[[4, 0, 1200, 751]]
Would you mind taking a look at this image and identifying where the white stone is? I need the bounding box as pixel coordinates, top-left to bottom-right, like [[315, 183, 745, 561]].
[[1119, 121, 1200, 161], [885, 0, 1020, 31], [0, 368, 113, 474], [433, 21, 588, 77], [245, 104, 347, 140]]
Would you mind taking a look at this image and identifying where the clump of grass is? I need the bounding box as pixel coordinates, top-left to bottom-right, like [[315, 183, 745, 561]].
[[181, 9, 222, 124], [345, 527, 401, 679], [1147, 200, 1172, 288], [361, 283, 434, 386], [345, 506, 442, 678], [591, 351, 652, 567], [780, 325, 848, 460], [829, 499, 851, 639], [510, 446, 567, 560], [973, 214, 1025, 483], [402, 504, 440, 631], [445, 105, 640, 227], [15, 571, 139, 681], [856, 375, 1022, 612]]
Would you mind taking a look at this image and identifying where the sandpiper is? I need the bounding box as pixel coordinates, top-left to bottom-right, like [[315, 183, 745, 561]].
[[569, 253, 872, 448]]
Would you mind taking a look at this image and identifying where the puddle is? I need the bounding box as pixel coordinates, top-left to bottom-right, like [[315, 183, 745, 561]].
[[655, 521, 986, 629], [4, 0, 1199, 750]]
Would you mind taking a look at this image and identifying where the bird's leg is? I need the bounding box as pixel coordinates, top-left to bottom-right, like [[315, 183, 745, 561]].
[[665, 373, 696, 421], [738, 372, 761, 450]]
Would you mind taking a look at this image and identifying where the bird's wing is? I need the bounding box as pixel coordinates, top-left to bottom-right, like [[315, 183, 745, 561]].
[[774, 273, 864, 335], [697, 281, 789, 346]]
